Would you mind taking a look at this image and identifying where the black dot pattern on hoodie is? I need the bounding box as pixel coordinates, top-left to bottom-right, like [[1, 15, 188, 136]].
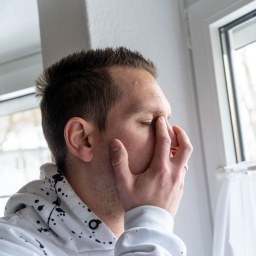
[[4, 165, 116, 254], [24, 167, 115, 253]]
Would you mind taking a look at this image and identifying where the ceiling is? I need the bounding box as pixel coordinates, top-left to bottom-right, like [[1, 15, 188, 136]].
[[0, 0, 41, 64]]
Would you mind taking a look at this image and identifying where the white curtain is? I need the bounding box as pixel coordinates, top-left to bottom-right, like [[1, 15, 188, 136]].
[[213, 161, 256, 256]]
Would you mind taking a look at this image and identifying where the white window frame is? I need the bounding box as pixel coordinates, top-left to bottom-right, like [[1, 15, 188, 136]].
[[0, 52, 42, 96], [188, 0, 256, 214], [0, 89, 38, 117]]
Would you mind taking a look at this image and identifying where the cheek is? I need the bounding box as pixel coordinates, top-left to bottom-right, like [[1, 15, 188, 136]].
[[126, 129, 156, 175]]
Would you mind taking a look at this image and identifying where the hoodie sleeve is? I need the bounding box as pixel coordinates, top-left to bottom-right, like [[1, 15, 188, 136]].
[[114, 206, 186, 256], [0, 239, 41, 256], [0, 215, 43, 256]]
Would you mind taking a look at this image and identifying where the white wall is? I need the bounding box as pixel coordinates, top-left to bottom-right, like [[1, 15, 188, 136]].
[[38, 0, 91, 68], [37, 1, 212, 255]]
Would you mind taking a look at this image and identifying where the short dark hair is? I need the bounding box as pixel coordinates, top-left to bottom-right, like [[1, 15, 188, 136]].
[[36, 47, 157, 169]]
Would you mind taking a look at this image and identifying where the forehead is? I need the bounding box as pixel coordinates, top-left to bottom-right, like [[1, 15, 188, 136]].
[[109, 67, 171, 117]]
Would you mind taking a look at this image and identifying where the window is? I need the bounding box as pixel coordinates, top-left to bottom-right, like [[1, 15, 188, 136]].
[[187, 0, 256, 214], [220, 10, 256, 162], [0, 92, 51, 216], [0, 0, 48, 216]]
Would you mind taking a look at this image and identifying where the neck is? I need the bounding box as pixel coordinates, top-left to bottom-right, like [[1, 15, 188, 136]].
[[64, 163, 125, 238], [97, 211, 124, 238]]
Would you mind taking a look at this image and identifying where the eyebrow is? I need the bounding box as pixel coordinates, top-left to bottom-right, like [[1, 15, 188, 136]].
[[128, 104, 172, 120]]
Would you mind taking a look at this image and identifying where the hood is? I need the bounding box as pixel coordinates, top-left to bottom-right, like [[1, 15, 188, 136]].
[[4, 163, 116, 252]]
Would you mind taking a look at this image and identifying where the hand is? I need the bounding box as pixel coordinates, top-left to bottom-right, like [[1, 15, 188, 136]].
[[110, 116, 193, 217]]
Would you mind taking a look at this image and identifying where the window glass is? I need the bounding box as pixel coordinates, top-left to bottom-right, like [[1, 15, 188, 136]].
[[0, 0, 45, 216], [0, 108, 51, 216], [233, 43, 256, 160], [220, 11, 256, 162]]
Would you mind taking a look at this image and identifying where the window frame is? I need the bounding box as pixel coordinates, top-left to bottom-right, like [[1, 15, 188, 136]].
[[0, 90, 38, 117], [220, 10, 256, 162], [187, 0, 256, 214], [0, 93, 47, 217]]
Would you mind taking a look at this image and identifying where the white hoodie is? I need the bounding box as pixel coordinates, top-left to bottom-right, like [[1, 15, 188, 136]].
[[0, 163, 186, 256]]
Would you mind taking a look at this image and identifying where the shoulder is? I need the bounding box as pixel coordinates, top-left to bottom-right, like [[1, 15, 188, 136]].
[[0, 213, 51, 256], [0, 213, 40, 255]]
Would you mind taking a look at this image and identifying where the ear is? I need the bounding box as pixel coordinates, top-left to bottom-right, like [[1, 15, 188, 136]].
[[64, 117, 94, 162]]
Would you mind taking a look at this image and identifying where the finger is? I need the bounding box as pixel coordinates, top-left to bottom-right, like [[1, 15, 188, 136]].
[[150, 116, 171, 168], [171, 125, 193, 166], [110, 139, 133, 189], [167, 123, 178, 149]]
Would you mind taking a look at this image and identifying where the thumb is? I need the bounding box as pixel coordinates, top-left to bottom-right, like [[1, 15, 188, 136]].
[[110, 139, 132, 189]]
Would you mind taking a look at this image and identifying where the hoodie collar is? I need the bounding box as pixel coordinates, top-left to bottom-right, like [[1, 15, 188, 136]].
[[5, 163, 117, 252]]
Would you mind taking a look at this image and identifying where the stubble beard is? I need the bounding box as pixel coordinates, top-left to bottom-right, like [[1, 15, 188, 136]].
[[92, 136, 125, 220], [93, 172, 124, 220]]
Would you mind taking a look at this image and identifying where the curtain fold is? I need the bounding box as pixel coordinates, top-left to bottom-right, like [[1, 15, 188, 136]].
[[213, 161, 256, 256]]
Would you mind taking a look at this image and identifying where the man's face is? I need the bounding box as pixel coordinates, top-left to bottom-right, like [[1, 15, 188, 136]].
[[101, 67, 171, 175]]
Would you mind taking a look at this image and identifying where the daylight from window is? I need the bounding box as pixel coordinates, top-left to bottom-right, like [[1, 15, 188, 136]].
[[221, 11, 256, 162], [0, 108, 51, 216], [233, 42, 256, 160]]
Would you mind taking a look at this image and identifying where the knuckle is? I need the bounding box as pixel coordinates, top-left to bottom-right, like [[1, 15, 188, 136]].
[[111, 148, 128, 167], [111, 153, 127, 167], [156, 164, 169, 180], [159, 136, 171, 146], [111, 154, 122, 166], [171, 172, 181, 184], [184, 143, 193, 154]]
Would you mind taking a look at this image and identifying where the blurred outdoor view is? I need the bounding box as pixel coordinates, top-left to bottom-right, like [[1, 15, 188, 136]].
[[0, 108, 51, 216], [234, 41, 256, 160]]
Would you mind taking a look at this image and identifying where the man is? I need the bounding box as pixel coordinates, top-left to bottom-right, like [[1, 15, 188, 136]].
[[0, 47, 192, 255]]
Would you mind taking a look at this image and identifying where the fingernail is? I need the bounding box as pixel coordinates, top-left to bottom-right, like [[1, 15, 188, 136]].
[[111, 140, 120, 153]]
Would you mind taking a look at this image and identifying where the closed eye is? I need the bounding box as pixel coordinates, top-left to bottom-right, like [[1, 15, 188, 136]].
[[141, 119, 157, 128], [141, 121, 152, 126]]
